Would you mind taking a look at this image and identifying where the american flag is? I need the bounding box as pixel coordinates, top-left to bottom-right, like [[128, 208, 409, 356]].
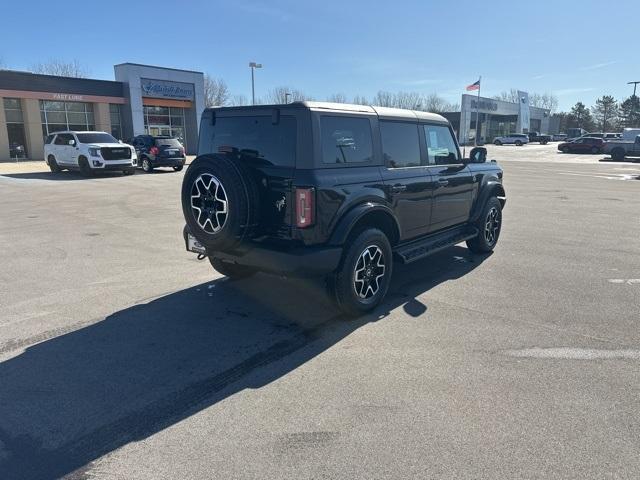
[[466, 80, 480, 91]]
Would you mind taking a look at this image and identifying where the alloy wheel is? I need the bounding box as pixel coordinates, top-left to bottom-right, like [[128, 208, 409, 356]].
[[353, 245, 386, 300], [190, 173, 229, 234], [484, 207, 501, 245]]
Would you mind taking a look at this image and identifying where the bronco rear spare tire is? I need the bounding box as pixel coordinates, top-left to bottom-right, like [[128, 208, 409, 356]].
[[181, 154, 260, 251]]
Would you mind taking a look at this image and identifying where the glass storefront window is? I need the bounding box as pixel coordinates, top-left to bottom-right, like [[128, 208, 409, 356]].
[[143, 104, 187, 149], [4, 98, 28, 159], [39, 100, 95, 138], [109, 104, 122, 140]]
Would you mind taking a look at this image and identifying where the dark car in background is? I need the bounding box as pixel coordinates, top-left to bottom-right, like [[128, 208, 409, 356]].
[[557, 137, 605, 154], [130, 135, 186, 173]]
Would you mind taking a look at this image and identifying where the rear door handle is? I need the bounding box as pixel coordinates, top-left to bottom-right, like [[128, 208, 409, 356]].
[[391, 184, 407, 193], [437, 178, 449, 186]]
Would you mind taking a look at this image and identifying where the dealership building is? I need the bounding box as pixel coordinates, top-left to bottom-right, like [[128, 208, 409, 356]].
[[443, 92, 551, 144], [0, 63, 205, 161]]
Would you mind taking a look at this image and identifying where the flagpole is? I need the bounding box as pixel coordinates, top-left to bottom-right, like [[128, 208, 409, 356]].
[[475, 76, 481, 146]]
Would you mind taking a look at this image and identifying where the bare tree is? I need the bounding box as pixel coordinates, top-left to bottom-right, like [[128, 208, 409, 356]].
[[266, 86, 313, 104], [492, 89, 520, 103], [31, 59, 88, 78], [373, 91, 395, 108], [229, 94, 249, 106], [327, 93, 348, 103], [422, 93, 455, 113], [203, 74, 230, 107], [352, 95, 369, 105], [529, 92, 558, 112], [394, 91, 422, 110]]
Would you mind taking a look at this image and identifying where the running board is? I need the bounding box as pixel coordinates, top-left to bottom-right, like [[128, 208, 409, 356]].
[[394, 226, 479, 264]]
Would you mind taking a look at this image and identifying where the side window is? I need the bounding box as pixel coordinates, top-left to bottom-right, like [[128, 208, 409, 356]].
[[320, 116, 373, 164], [45, 134, 55, 144], [423, 124, 460, 165], [54, 134, 70, 145], [380, 121, 421, 168]]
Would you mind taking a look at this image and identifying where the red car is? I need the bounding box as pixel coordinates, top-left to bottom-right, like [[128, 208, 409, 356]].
[[558, 137, 605, 154]]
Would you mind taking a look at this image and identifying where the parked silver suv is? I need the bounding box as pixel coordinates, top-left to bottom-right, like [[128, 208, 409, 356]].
[[493, 133, 529, 146]]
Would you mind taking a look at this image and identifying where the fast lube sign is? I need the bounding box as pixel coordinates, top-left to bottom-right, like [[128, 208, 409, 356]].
[[140, 78, 194, 100]]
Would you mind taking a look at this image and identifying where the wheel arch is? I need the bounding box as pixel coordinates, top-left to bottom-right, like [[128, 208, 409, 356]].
[[470, 181, 506, 223], [329, 203, 400, 247]]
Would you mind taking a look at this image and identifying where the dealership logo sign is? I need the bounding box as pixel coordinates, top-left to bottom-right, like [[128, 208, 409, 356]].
[[471, 99, 498, 111], [141, 78, 194, 100]]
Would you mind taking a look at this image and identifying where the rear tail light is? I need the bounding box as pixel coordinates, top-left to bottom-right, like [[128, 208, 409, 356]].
[[180, 147, 185, 156], [295, 188, 315, 228], [150, 146, 159, 155]]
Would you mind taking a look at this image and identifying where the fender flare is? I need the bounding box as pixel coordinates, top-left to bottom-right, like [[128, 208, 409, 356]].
[[329, 202, 400, 246], [470, 181, 506, 222]]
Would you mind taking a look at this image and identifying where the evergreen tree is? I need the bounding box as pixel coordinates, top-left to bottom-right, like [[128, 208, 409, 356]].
[[566, 102, 595, 131], [591, 95, 619, 132], [619, 95, 640, 128]]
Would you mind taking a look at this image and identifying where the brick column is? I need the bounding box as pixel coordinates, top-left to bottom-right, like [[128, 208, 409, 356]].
[[0, 98, 10, 161], [22, 98, 44, 160]]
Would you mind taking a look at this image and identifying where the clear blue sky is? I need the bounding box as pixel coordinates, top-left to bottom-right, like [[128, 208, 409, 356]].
[[1, 0, 636, 111]]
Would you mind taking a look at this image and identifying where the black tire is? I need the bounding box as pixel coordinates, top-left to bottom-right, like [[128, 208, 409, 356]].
[[494, 140, 502, 146], [561, 146, 570, 153], [467, 197, 502, 254], [142, 157, 153, 173], [611, 149, 625, 161], [591, 146, 600, 154], [47, 155, 61, 173], [181, 154, 261, 251], [79, 156, 93, 177], [209, 257, 256, 279], [173, 165, 183, 172], [541, 140, 548, 145], [329, 228, 393, 317], [515, 140, 523, 146], [123, 169, 134, 176]]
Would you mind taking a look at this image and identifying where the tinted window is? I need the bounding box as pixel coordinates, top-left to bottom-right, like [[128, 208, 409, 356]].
[[380, 121, 421, 168], [76, 133, 117, 144], [54, 134, 73, 145], [423, 124, 459, 165], [45, 134, 55, 144], [321, 116, 373, 164], [155, 138, 182, 148], [203, 116, 296, 167]]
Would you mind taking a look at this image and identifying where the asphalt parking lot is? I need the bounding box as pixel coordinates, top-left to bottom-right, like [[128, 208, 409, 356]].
[[1, 144, 639, 479]]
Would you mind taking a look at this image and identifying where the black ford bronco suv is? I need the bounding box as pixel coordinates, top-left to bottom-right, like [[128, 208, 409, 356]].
[[182, 102, 505, 316]]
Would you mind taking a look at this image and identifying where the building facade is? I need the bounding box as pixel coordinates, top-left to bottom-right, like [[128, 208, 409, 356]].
[[444, 93, 551, 145], [0, 63, 204, 161]]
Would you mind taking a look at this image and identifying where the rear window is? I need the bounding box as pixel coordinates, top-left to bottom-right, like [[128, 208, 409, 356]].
[[320, 116, 373, 164], [155, 138, 182, 148], [203, 116, 296, 167]]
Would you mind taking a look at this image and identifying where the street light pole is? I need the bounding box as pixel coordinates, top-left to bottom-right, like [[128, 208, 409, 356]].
[[628, 81, 640, 98], [249, 62, 262, 105]]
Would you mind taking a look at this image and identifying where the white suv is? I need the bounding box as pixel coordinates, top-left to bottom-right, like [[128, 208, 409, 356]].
[[44, 131, 137, 176], [493, 133, 529, 146]]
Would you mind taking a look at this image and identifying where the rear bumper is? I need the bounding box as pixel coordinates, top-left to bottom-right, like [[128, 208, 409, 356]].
[[183, 227, 341, 276], [151, 157, 185, 167]]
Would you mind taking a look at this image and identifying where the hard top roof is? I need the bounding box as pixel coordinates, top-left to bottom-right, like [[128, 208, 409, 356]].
[[207, 101, 449, 123]]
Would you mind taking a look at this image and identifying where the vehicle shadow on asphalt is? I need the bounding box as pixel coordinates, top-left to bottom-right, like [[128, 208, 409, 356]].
[[1, 171, 137, 181], [0, 246, 489, 480]]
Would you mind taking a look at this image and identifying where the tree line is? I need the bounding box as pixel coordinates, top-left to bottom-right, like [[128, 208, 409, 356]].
[[204, 74, 460, 113], [553, 96, 640, 132]]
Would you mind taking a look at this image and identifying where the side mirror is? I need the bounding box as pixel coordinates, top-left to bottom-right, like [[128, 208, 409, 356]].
[[68, 139, 75, 146], [469, 146, 487, 163]]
